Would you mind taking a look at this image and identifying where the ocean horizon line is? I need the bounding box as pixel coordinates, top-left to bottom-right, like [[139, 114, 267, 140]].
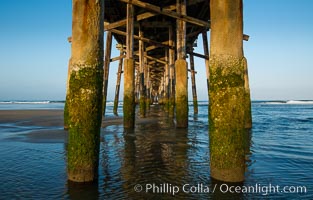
[[1, 100, 313, 105]]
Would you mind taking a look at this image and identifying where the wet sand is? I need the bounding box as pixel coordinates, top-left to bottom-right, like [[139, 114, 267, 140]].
[[0, 109, 162, 143], [0, 110, 64, 126]]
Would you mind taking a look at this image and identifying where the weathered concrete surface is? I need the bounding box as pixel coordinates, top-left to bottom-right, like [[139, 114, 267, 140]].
[[66, 0, 104, 182], [209, 0, 249, 182], [243, 57, 252, 129], [175, 59, 188, 128], [123, 58, 135, 128]]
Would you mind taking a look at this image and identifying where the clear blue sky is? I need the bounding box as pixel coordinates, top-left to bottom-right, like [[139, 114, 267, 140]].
[[0, 0, 312, 101]]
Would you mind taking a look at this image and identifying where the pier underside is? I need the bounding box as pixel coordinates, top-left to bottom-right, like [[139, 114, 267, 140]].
[[104, 0, 211, 127], [66, 0, 252, 183]]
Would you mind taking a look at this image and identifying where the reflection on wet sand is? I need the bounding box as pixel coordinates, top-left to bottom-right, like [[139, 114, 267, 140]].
[[65, 105, 253, 199]]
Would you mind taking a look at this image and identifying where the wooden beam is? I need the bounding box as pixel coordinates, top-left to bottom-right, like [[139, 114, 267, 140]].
[[147, 60, 156, 65], [243, 34, 250, 41], [126, 3, 134, 58], [141, 21, 172, 28], [103, 31, 113, 115], [136, 0, 205, 21], [110, 54, 126, 62], [113, 49, 124, 115], [189, 48, 198, 114], [151, 73, 163, 77], [137, 4, 175, 21], [145, 55, 167, 65], [104, 20, 127, 31], [68, 34, 172, 55], [186, 28, 209, 38], [202, 31, 210, 94], [150, 65, 164, 70], [119, 0, 210, 28], [110, 28, 174, 49], [79, 0, 206, 35], [142, 42, 170, 52], [104, 4, 175, 31], [187, 50, 209, 60], [134, 42, 170, 57]]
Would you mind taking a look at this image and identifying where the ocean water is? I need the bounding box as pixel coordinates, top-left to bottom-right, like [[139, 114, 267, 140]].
[[0, 100, 312, 199]]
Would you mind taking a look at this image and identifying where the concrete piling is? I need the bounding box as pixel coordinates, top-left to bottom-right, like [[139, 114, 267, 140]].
[[67, 0, 104, 182], [123, 3, 135, 128], [175, 0, 188, 128], [209, 0, 248, 182]]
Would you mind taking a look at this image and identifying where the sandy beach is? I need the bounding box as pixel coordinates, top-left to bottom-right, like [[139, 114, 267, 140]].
[[0, 110, 122, 143], [0, 110, 64, 126], [0, 109, 163, 143]]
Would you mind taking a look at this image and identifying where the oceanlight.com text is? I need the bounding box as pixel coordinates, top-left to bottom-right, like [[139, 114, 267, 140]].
[[133, 183, 307, 196]]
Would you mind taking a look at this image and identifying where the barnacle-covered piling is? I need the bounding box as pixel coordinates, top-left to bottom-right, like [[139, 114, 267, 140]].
[[209, 0, 251, 182], [66, 0, 104, 182]]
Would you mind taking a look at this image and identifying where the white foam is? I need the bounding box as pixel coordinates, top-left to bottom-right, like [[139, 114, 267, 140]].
[[262, 100, 313, 105], [286, 100, 313, 104], [0, 101, 50, 104]]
